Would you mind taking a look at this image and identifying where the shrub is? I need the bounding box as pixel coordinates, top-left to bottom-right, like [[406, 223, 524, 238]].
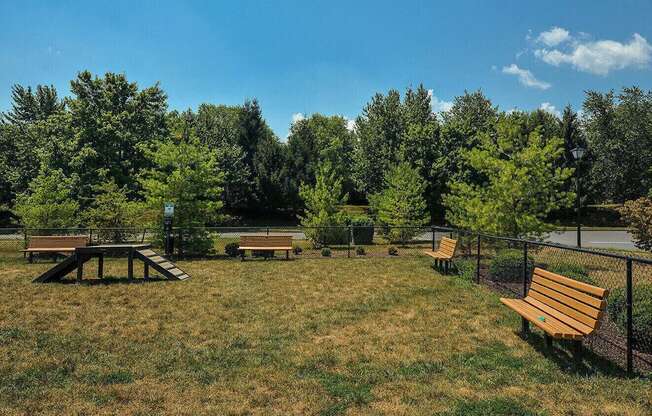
[[355, 246, 365, 256], [618, 197, 652, 251], [607, 283, 652, 354], [351, 216, 374, 245], [548, 263, 597, 286], [454, 258, 477, 282], [224, 242, 240, 257], [293, 246, 303, 255], [180, 228, 215, 256], [321, 247, 332, 257], [489, 249, 533, 282], [388, 246, 398, 256]]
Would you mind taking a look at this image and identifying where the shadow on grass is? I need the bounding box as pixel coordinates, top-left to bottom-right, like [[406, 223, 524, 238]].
[[519, 330, 628, 378], [58, 276, 169, 285]]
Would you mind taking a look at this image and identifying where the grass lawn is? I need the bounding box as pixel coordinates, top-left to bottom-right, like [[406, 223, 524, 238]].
[[0, 257, 650, 415]]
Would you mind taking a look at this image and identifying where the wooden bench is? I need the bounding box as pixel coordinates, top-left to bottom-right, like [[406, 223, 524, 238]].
[[500, 267, 609, 360], [423, 237, 457, 274], [238, 235, 293, 260], [21, 235, 89, 263]]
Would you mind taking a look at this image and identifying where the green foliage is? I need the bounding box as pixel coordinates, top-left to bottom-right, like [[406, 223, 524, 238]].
[[140, 138, 224, 255], [547, 263, 596, 286], [14, 167, 79, 229], [350, 215, 374, 245], [489, 250, 534, 282], [321, 247, 332, 257], [444, 119, 574, 239], [371, 162, 428, 243], [453, 258, 477, 282], [2, 84, 63, 124], [224, 242, 240, 257], [618, 197, 652, 251], [355, 246, 365, 256], [300, 162, 349, 247], [292, 246, 303, 255], [83, 180, 142, 243], [608, 283, 652, 354], [388, 246, 398, 256]]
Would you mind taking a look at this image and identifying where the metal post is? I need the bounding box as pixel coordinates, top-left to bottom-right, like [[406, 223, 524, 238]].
[[89, 228, 93, 245], [347, 226, 352, 258], [266, 227, 270, 236], [523, 242, 529, 298], [576, 161, 582, 248], [431, 227, 435, 251], [476, 234, 481, 284], [626, 258, 633, 376]]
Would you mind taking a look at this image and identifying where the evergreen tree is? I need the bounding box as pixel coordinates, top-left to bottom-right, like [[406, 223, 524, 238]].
[[2, 84, 63, 124]]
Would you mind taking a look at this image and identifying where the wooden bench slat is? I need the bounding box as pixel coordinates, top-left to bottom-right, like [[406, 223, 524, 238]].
[[534, 268, 608, 298], [532, 275, 606, 310], [501, 298, 583, 340], [530, 282, 602, 320], [524, 296, 594, 335], [528, 290, 599, 329], [239, 246, 292, 250]]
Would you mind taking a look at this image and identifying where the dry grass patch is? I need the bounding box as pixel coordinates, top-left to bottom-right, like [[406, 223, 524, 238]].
[[0, 256, 650, 415]]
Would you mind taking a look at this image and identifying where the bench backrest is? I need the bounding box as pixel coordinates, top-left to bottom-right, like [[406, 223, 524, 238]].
[[438, 237, 457, 256], [28, 235, 88, 249], [526, 267, 609, 335], [240, 235, 293, 248]]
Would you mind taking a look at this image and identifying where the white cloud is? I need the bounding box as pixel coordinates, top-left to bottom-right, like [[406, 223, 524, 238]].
[[535, 33, 652, 75], [291, 112, 305, 124], [345, 118, 356, 132], [539, 102, 561, 118], [501, 64, 551, 90], [536, 27, 571, 47], [427, 89, 453, 113]]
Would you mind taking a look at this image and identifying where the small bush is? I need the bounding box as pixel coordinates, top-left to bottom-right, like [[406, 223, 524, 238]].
[[608, 283, 652, 354], [293, 246, 303, 255], [454, 258, 477, 282], [489, 249, 533, 282], [548, 263, 596, 286], [224, 242, 240, 257], [618, 197, 652, 251], [355, 246, 365, 256], [321, 247, 332, 257], [351, 216, 374, 245], [388, 246, 398, 256]]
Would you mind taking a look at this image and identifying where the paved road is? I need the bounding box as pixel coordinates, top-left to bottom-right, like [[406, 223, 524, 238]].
[[545, 230, 635, 250]]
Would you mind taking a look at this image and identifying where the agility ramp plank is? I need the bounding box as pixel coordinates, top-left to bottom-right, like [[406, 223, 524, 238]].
[[33, 255, 90, 283], [135, 249, 190, 280]]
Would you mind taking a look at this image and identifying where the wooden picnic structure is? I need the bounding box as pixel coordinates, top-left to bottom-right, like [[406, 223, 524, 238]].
[[31, 239, 189, 283], [238, 234, 293, 260], [500, 267, 609, 360]]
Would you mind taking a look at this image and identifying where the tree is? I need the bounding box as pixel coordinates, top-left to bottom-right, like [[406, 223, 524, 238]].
[[83, 180, 142, 242], [618, 197, 652, 251], [443, 123, 574, 239], [139, 138, 224, 254], [583, 87, 652, 202], [2, 84, 63, 124], [14, 167, 79, 230], [299, 162, 349, 247], [370, 162, 429, 243]]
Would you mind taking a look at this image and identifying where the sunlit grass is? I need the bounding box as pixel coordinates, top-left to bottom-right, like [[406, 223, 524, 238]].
[[0, 257, 650, 415]]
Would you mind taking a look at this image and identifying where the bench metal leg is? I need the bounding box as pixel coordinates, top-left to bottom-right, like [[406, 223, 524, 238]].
[[521, 318, 530, 338], [98, 254, 104, 279], [573, 340, 583, 364], [286, 250, 289, 260], [144, 262, 149, 280], [29, 252, 34, 264], [544, 334, 553, 349]]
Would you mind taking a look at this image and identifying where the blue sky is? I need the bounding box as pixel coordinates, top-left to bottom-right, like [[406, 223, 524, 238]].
[[2, 0, 652, 138]]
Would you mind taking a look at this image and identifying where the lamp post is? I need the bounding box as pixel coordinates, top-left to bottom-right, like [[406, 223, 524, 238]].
[[571, 147, 585, 248]]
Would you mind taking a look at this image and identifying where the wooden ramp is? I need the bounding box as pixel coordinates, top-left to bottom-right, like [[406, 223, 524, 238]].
[[134, 249, 190, 281], [33, 255, 91, 283]]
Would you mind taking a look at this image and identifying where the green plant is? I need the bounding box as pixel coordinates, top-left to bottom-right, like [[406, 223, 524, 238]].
[[489, 249, 533, 282], [351, 216, 374, 245], [607, 283, 652, 354], [618, 197, 652, 251], [224, 242, 240, 257], [548, 263, 596, 286], [454, 258, 477, 282], [321, 247, 332, 257], [388, 246, 398, 256], [293, 246, 303, 255], [355, 246, 365, 256]]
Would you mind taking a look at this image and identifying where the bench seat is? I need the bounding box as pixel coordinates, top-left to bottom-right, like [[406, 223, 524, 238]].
[[22, 236, 89, 263], [239, 246, 293, 250], [21, 247, 78, 253], [238, 235, 293, 260], [424, 237, 457, 274]]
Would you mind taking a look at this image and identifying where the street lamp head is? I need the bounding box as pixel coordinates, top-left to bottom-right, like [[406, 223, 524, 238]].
[[571, 146, 585, 160]]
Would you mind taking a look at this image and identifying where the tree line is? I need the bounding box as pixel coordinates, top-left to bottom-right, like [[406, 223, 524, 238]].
[[1, 71, 651, 248]]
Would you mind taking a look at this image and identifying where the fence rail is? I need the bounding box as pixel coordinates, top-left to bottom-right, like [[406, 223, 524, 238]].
[[1, 225, 650, 376]]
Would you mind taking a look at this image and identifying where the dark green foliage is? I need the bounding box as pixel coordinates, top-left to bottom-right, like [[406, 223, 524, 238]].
[[548, 263, 596, 286], [321, 247, 332, 257], [608, 283, 652, 354], [453, 258, 477, 282], [2, 84, 63, 124], [293, 246, 303, 255], [489, 249, 533, 282], [351, 216, 374, 245], [388, 246, 398, 256], [224, 242, 240, 257], [355, 246, 365, 256]]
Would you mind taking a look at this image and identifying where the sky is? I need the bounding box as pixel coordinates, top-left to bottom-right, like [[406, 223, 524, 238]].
[[1, 0, 652, 139]]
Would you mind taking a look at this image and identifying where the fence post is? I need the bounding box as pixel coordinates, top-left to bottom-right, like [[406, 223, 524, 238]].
[[476, 234, 481, 284], [431, 226, 435, 251], [266, 227, 270, 236], [626, 258, 633, 376], [522, 242, 529, 298], [348, 226, 352, 258]]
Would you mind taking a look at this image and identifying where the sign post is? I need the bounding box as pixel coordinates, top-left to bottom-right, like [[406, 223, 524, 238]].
[[163, 203, 174, 257]]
